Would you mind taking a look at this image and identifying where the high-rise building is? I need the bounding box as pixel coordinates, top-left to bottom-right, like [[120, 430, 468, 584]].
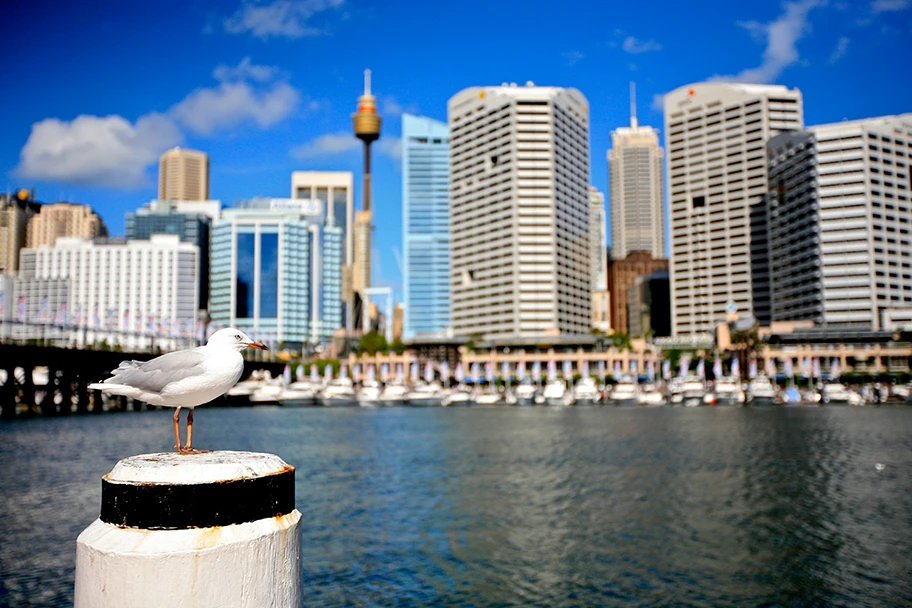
[[627, 270, 671, 338], [589, 187, 607, 291], [664, 83, 803, 336], [448, 83, 591, 338], [402, 113, 451, 338], [606, 251, 668, 335], [291, 171, 354, 328], [18, 234, 199, 350], [766, 114, 912, 330], [0, 190, 39, 274], [126, 200, 221, 310], [209, 198, 342, 345], [608, 85, 665, 259], [159, 147, 210, 201], [26, 202, 107, 249]]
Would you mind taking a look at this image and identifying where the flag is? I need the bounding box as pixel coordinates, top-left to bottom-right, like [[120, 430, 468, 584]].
[[662, 359, 671, 380], [283, 365, 291, 384], [581, 360, 589, 377], [615, 360, 623, 378], [74, 304, 83, 327], [381, 363, 390, 382], [517, 361, 527, 379], [424, 362, 434, 383], [766, 358, 776, 377], [801, 357, 811, 377], [54, 302, 67, 326], [483, 362, 492, 382], [812, 357, 820, 378], [455, 362, 464, 383], [323, 365, 333, 381], [310, 364, 319, 383], [562, 360, 572, 378], [470, 362, 480, 383], [713, 357, 723, 379], [749, 358, 757, 378], [92, 304, 101, 328], [598, 360, 606, 378], [783, 358, 793, 377], [296, 364, 304, 381], [17, 297, 26, 322], [367, 364, 376, 382], [501, 361, 510, 379], [34, 297, 49, 324], [123, 309, 130, 331], [339, 364, 348, 379], [410, 362, 419, 382], [547, 360, 557, 381], [830, 358, 839, 378], [532, 360, 541, 379], [440, 361, 449, 380], [646, 360, 655, 381], [731, 358, 740, 378], [678, 358, 689, 377], [630, 360, 638, 376], [353, 364, 362, 382], [394, 363, 402, 383], [696, 359, 705, 378]]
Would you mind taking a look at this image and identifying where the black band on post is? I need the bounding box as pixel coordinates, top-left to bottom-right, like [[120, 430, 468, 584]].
[[100, 467, 295, 530]]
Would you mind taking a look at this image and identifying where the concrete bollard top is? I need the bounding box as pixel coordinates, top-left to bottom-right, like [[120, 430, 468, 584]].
[[101, 451, 295, 530]]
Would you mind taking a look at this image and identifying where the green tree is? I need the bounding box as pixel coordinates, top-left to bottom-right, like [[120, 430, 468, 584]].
[[609, 331, 632, 352], [389, 337, 406, 354], [359, 331, 389, 355]]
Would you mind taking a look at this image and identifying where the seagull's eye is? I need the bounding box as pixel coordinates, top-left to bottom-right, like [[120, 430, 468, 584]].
[[235, 334, 242, 340]]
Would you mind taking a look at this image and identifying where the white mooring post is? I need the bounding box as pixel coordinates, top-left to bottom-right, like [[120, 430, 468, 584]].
[[75, 451, 301, 608]]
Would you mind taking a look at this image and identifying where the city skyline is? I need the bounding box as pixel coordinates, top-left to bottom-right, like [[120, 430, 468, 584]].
[[2, 0, 911, 300]]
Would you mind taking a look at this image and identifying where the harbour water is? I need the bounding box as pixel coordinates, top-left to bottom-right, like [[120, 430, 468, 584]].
[[1, 406, 911, 606]]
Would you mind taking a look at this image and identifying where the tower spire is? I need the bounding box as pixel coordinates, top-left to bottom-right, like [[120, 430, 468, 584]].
[[630, 81, 638, 129], [364, 69, 371, 96]]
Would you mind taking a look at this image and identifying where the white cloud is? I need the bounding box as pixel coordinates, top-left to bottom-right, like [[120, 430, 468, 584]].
[[171, 80, 300, 135], [213, 57, 280, 83], [17, 113, 181, 187], [829, 36, 850, 63], [713, 0, 825, 83], [376, 136, 401, 160], [651, 93, 666, 113], [562, 50, 585, 66], [621, 36, 662, 54], [224, 0, 344, 39], [290, 131, 359, 159], [872, 0, 910, 12]]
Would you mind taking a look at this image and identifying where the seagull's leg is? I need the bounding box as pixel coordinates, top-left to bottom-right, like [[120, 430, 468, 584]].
[[183, 408, 210, 454], [173, 407, 182, 452]]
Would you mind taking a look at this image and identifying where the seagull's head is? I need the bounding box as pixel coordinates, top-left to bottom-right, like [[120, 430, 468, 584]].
[[207, 328, 269, 352]]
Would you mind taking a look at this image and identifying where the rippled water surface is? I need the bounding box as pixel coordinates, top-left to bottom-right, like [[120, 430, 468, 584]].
[[2, 406, 912, 607]]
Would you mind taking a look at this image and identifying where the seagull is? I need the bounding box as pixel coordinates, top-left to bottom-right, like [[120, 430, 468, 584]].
[[89, 328, 268, 454]]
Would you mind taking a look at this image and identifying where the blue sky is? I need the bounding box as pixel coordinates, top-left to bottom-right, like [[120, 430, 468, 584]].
[[3, 0, 911, 298]]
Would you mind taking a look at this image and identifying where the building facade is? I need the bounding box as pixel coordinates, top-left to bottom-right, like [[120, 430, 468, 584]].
[[607, 251, 668, 335], [766, 114, 912, 330], [26, 203, 106, 249], [448, 83, 591, 339], [608, 113, 665, 260], [627, 270, 671, 338], [17, 235, 199, 349], [0, 191, 39, 274], [126, 200, 220, 310], [159, 147, 209, 201], [402, 113, 451, 338], [664, 83, 803, 336], [210, 198, 342, 346]]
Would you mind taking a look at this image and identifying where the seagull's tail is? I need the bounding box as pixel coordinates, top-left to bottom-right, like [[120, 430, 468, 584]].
[[88, 383, 141, 399]]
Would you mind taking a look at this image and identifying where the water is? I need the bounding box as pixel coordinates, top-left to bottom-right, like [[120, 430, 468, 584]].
[[2, 406, 912, 607]]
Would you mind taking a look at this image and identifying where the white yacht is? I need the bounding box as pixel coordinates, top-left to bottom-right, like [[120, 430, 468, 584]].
[[712, 376, 745, 405], [474, 387, 503, 406], [514, 379, 538, 405], [378, 382, 409, 406], [319, 377, 358, 407], [357, 381, 382, 407], [573, 378, 601, 405], [822, 382, 864, 406], [636, 383, 666, 407], [542, 379, 572, 406], [441, 386, 474, 407], [277, 381, 317, 407], [406, 382, 445, 407], [250, 378, 285, 404], [226, 369, 268, 404], [607, 378, 638, 406], [746, 375, 777, 405], [670, 376, 705, 407]]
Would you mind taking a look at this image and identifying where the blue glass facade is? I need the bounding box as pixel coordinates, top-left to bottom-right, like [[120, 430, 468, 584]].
[[210, 199, 343, 345], [402, 114, 451, 338]]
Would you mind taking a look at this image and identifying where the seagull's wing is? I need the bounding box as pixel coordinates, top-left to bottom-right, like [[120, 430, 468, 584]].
[[102, 349, 209, 394]]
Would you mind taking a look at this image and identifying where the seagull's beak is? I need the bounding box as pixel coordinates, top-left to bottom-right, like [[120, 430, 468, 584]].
[[246, 341, 269, 350]]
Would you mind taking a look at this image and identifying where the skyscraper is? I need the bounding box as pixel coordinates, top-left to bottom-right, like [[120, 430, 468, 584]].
[[26, 202, 107, 249], [209, 198, 342, 345], [766, 114, 912, 330], [588, 186, 607, 291], [0, 190, 39, 273], [664, 83, 803, 336], [402, 113, 450, 338], [608, 84, 665, 260], [158, 147, 210, 201], [448, 83, 591, 338]]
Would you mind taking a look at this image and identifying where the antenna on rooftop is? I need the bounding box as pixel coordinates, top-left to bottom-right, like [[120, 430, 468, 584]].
[[364, 69, 371, 96], [630, 81, 638, 129]]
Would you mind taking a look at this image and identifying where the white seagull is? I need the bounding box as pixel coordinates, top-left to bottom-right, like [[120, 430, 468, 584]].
[[89, 328, 268, 453]]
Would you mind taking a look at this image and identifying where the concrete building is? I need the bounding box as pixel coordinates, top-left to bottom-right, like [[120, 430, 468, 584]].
[[664, 83, 803, 336], [589, 187, 607, 290], [210, 198, 342, 346], [26, 203, 106, 249], [18, 234, 199, 350], [607, 251, 668, 335], [448, 82, 591, 339], [627, 270, 671, 338], [291, 171, 354, 329], [402, 114, 451, 338], [766, 114, 912, 330], [0, 191, 40, 274], [126, 200, 221, 310], [159, 147, 209, 201], [608, 87, 665, 259]]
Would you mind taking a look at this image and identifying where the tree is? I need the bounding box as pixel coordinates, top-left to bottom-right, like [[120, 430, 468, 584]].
[[389, 337, 406, 354], [359, 331, 389, 355], [609, 331, 632, 352]]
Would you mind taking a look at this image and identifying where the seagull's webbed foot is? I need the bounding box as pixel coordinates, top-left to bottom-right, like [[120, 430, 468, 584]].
[[177, 408, 210, 454]]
